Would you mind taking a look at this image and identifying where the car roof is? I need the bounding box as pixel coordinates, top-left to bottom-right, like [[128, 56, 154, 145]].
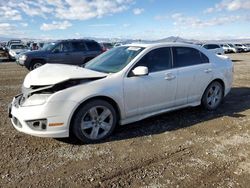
[[124, 42, 203, 49], [56, 39, 98, 43]]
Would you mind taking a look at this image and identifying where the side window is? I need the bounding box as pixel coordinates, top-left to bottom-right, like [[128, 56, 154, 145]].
[[200, 52, 209, 63], [85, 41, 101, 51], [53, 42, 71, 52], [71, 41, 87, 52], [173, 47, 207, 68], [135, 47, 172, 73]]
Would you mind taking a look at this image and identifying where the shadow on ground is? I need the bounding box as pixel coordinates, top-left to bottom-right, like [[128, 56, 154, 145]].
[[57, 87, 250, 145]]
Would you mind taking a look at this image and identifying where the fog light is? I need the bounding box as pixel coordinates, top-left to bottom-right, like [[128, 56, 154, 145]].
[[26, 119, 47, 131]]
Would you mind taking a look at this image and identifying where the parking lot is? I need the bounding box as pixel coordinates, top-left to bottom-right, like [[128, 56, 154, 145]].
[[0, 53, 250, 187]]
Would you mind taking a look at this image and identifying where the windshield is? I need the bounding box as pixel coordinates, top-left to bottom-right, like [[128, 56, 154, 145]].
[[42, 42, 57, 51], [228, 44, 234, 47], [85, 46, 144, 73], [11, 45, 27, 49]]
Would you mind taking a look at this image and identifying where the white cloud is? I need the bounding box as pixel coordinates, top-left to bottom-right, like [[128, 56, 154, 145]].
[[133, 8, 144, 15], [171, 13, 241, 28], [54, 0, 133, 20], [20, 22, 28, 27], [0, 0, 134, 21], [205, 0, 250, 13], [40, 21, 72, 31], [0, 6, 22, 20], [89, 24, 115, 27], [0, 23, 25, 36]]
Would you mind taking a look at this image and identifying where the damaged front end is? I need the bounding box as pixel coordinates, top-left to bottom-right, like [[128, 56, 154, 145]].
[[20, 77, 105, 107]]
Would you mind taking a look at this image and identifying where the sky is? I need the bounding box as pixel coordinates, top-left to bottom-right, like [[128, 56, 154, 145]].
[[0, 0, 250, 40]]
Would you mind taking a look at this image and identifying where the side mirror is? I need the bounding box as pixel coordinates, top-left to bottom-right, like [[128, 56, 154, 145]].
[[132, 66, 149, 76]]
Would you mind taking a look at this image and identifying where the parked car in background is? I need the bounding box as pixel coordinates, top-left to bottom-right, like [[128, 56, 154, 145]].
[[99, 42, 114, 51], [9, 43, 233, 143], [244, 44, 250, 51], [17, 39, 103, 70], [220, 44, 233, 53], [6, 39, 22, 48], [202, 44, 224, 55], [227, 44, 242, 53], [234, 44, 249, 52], [5, 39, 23, 53], [8, 44, 29, 60]]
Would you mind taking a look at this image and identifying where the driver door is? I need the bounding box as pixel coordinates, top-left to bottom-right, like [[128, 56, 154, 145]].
[[123, 47, 177, 119], [47, 42, 72, 64]]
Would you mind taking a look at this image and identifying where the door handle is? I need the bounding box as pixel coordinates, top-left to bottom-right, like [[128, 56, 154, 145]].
[[204, 69, 212, 73], [165, 73, 176, 80]]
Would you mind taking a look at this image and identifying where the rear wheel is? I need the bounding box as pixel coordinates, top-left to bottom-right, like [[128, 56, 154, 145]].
[[72, 100, 117, 143], [202, 81, 224, 111]]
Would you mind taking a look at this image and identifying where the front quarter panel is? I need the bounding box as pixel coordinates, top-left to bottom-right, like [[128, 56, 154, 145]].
[[47, 75, 125, 125]]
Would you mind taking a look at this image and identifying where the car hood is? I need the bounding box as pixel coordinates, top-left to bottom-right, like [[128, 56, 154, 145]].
[[11, 49, 29, 54], [23, 64, 108, 88], [23, 50, 47, 57]]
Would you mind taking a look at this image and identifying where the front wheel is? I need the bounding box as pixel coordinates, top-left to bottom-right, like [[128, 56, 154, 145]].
[[30, 60, 44, 70], [72, 100, 117, 143], [201, 81, 224, 111]]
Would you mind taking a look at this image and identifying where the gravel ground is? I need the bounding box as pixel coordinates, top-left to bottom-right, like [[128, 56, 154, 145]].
[[0, 53, 250, 188]]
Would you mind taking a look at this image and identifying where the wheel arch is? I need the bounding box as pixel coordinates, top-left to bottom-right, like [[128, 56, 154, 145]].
[[29, 58, 46, 69], [202, 78, 225, 100], [69, 95, 121, 135]]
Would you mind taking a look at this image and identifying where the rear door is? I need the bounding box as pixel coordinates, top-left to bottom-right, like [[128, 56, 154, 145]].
[[70, 41, 88, 65], [84, 41, 102, 63], [172, 47, 213, 106]]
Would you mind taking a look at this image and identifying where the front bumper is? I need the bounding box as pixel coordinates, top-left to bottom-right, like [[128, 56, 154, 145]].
[[9, 94, 78, 138]]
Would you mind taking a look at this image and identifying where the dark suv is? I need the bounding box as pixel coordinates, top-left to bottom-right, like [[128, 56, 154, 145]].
[[17, 39, 103, 70]]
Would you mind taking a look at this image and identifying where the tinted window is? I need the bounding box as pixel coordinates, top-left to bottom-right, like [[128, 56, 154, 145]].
[[173, 47, 207, 68], [200, 52, 209, 63], [53, 42, 71, 52], [135, 47, 172, 73], [71, 41, 87, 52], [85, 41, 101, 51], [203, 44, 220, 49]]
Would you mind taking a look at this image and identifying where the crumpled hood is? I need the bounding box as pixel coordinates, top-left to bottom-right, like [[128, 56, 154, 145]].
[[23, 64, 108, 88]]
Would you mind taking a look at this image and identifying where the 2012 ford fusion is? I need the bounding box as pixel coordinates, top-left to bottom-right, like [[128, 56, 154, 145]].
[[9, 43, 233, 143]]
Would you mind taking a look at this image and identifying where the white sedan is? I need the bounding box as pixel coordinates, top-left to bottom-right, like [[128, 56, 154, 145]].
[[202, 44, 225, 55], [9, 43, 233, 143]]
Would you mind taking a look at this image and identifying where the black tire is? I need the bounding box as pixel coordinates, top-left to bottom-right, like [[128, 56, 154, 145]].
[[201, 81, 224, 111], [29, 60, 45, 70], [72, 100, 117, 144]]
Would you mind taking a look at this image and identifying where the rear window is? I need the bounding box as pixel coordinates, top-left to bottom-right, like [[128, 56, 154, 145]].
[[85, 41, 101, 51]]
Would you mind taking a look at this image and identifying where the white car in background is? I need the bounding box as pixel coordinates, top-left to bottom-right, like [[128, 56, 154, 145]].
[[9, 43, 233, 143], [202, 44, 225, 55], [234, 44, 249, 52], [221, 44, 236, 53], [8, 44, 29, 60]]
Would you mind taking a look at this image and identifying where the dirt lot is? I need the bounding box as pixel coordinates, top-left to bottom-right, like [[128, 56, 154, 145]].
[[0, 53, 250, 188]]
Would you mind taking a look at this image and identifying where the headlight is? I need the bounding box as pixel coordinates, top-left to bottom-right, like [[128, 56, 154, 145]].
[[19, 54, 27, 61], [9, 50, 16, 56], [21, 94, 51, 106]]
